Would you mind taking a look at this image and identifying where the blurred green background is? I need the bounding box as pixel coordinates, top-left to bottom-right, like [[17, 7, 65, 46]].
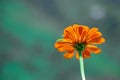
[[0, 0, 120, 80]]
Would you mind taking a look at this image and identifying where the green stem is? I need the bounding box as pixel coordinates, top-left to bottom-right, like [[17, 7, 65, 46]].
[[79, 51, 86, 80]]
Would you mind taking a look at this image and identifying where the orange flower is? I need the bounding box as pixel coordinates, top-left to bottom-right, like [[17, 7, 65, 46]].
[[54, 24, 105, 59]]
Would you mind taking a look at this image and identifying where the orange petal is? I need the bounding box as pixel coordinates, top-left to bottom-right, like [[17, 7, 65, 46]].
[[82, 49, 91, 58], [54, 42, 71, 48], [58, 47, 74, 52], [63, 51, 74, 59], [81, 26, 89, 43], [61, 39, 73, 43], [76, 52, 79, 60], [87, 28, 99, 39], [76, 49, 91, 59], [87, 37, 105, 44], [87, 32, 102, 42], [78, 26, 84, 42], [54, 42, 74, 52], [64, 26, 77, 42], [72, 24, 80, 41], [87, 45, 101, 54], [64, 25, 84, 43]]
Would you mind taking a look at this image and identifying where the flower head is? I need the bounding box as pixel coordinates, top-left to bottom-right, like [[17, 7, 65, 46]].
[[54, 24, 105, 59]]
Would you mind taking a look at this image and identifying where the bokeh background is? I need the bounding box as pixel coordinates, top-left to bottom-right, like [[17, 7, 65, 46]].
[[0, 0, 120, 80]]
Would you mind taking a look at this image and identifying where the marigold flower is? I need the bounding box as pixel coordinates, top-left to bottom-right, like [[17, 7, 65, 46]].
[[54, 24, 105, 59]]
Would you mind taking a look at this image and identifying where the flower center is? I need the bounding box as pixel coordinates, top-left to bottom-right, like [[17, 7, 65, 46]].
[[74, 43, 86, 52]]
